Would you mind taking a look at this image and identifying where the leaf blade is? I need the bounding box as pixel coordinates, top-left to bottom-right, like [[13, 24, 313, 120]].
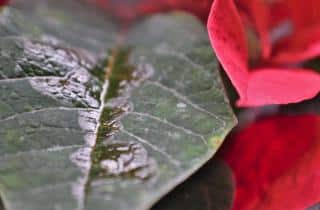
[[0, 2, 236, 210]]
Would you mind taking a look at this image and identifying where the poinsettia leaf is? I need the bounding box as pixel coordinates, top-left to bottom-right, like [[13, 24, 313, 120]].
[[255, 0, 320, 65], [284, 0, 320, 30], [0, 1, 236, 210], [88, 0, 213, 22], [208, 0, 320, 107], [218, 114, 320, 210], [243, 68, 320, 106], [9, 0, 117, 53], [237, 0, 271, 59], [272, 26, 320, 64], [207, 0, 249, 100]]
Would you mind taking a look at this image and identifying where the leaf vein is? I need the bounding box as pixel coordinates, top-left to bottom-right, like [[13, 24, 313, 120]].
[[120, 128, 181, 167], [128, 111, 207, 145], [145, 80, 226, 128]]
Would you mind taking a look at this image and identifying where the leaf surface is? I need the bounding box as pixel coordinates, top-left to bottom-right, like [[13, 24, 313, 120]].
[[0, 1, 236, 210]]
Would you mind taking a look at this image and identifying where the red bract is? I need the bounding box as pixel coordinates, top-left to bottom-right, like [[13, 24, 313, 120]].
[[208, 0, 320, 107], [89, 0, 213, 22], [0, 0, 8, 6], [218, 115, 320, 210]]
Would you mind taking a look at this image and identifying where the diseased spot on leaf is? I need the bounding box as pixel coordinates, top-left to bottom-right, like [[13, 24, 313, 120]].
[[86, 47, 158, 187], [92, 142, 157, 180], [0, 37, 103, 109]]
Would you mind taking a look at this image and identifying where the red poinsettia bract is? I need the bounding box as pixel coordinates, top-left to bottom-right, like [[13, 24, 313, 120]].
[[208, 0, 320, 107], [0, 0, 8, 7], [89, 0, 213, 22], [218, 115, 320, 210]]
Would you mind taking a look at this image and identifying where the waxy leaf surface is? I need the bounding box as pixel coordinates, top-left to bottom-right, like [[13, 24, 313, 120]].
[[0, 1, 236, 210]]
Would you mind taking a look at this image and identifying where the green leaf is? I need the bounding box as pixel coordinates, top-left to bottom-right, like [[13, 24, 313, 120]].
[[0, 1, 236, 210]]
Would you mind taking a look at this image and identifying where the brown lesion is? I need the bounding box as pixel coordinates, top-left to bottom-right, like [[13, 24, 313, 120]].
[[104, 48, 136, 100], [85, 45, 157, 197], [90, 141, 157, 180]]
